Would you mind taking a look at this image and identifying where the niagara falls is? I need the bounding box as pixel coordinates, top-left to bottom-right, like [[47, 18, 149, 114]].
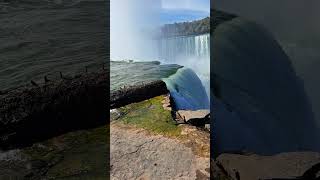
[[110, 0, 211, 178]]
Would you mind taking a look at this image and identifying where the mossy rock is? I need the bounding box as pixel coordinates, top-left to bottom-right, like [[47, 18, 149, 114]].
[[21, 126, 109, 179], [115, 95, 181, 137]]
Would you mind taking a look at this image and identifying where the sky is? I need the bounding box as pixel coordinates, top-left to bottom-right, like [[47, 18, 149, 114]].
[[160, 0, 210, 24], [161, 0, 210, 12], [111, 0, 210, 60]]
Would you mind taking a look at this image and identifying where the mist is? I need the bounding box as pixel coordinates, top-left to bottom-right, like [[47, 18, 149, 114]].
[[111, 0, 210, 103], [110, 0, 161, 61], [214, 0, 320, 125]]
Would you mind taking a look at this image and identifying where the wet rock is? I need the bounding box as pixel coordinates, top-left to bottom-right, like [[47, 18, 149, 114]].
[[211, 160, 233, 180], [215, 152, 320, 180], [204, 124, 210, 132], [0, 71, 108, 150], [176, 110, 210, 126], [114, 95, 180, 137], [110, 109, 121, 121], [110, 80, 168, 109], [161, 94, 172, 111], [196, 169, 209, 180]]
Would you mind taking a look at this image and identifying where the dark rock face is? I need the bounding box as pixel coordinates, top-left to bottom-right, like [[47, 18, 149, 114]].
[[211, 9, 237, 32], [214, 152, 320, 180], [211, 18, 320, 156], [176, 110, 210, 127], [0, 71, 108, 150], [110, 80, 169, 109]]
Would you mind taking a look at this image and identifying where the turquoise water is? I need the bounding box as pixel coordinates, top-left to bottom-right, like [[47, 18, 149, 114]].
[[163, 68, 209, 110], [111, 34, 210, 110], [158, 34, 210, 99], [110, 60, 209, 110]]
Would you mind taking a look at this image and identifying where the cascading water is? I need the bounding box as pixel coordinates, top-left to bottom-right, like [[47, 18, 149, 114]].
[[158, 34, 210, 61], [163, 68, 209, 110], [157, 34, 210, 110], [111, 0, 210, 111]]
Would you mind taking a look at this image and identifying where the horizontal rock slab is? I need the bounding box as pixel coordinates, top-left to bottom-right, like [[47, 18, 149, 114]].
[[0, 70, 108, 149], [110, 80, 169, 109], [213, 152, 320, 180]]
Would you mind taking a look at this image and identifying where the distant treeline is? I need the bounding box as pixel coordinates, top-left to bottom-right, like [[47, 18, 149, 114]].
[[160, 17, 210, 38], [160, 10, 236, 38]]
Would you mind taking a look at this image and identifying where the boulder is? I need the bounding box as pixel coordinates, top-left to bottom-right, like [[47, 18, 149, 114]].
[[204, 124, 210, 132], [214, 152, 320, 180], [176, 110, 210, 126]]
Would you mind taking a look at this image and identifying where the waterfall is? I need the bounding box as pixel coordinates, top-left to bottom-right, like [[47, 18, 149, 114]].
[[163, 68, 209, 110], [158, 34, 210, 61], [157, 34, 210, 108]]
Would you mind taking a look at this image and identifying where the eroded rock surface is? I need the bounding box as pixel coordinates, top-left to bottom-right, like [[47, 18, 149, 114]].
[[111, 124, 209, 180]]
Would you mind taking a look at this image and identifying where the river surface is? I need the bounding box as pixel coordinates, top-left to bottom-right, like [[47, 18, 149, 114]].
[[111, 33, 210, 110], [110, 61, 181, 92], [0, 0, 107, 91]]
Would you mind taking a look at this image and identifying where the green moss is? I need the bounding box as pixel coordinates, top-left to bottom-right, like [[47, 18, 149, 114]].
[[22, 126, 109, 179], [116, 95, 181, 137]]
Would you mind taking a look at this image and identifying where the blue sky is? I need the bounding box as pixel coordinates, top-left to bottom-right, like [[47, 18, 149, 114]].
[[160, 0, 210, 24]]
